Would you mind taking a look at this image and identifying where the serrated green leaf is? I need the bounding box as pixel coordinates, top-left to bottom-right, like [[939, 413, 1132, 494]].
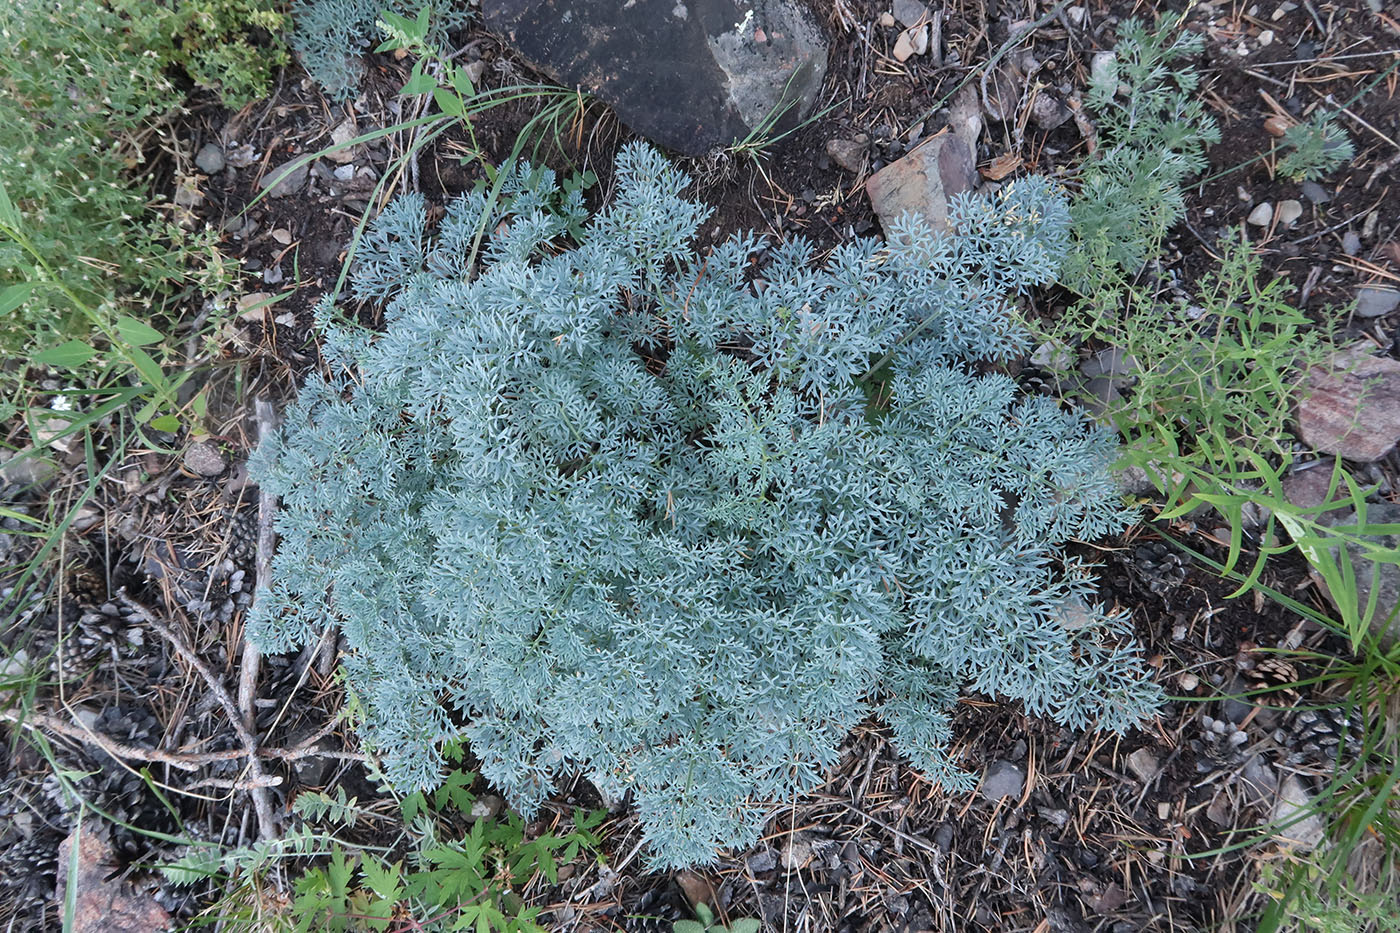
[[34, 339, 96, 370]]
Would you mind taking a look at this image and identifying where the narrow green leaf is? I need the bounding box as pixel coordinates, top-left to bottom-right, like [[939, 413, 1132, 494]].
[[0, 281, 34, 315], [433, 86, 466, 118], [34, 339, 97, 370], [115, 315, 164, 347], [402, 68, 437, 97], [450, 65, 476, 98]]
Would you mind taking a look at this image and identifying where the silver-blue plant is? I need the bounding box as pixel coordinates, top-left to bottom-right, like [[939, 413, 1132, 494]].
[[249, 144, 1160, 868]]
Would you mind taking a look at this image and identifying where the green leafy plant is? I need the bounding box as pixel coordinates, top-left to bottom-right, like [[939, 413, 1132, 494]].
[[166, 751, 604, 932], [1061, 13, 1219, 305], [292, 0, 471, 100], [1277, 115, 1356, 183], [250, 145, 1159, 868], [1078, 235, 1329, 467], [675, 903, 761, 933]]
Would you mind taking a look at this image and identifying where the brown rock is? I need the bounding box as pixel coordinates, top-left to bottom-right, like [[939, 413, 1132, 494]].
[[865, 133, 977, 234], [824, 136, 866, 173], [1296, 343, 1400, 462], [57, 823, 171, 933], [183, 441, 227, 477]]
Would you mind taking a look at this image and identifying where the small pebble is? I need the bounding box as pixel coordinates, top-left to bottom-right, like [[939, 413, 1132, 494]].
[[1342, 231, 1362, 255], [183, 441, 227, 477], [878, 10, 895, 26], [1258, 29, 1274, 46], [1247, 202, 1274, 226], [1355, 286, 1400, 319], [271, 229, 292, 245], [1179, 672, 1200, 691], [982, 759, 1026, 802], [195, 142, 225, 174], [1363, 210, 1380, 240], [1300, 180, 1331, 203], [1276, 199, 1303, 226]]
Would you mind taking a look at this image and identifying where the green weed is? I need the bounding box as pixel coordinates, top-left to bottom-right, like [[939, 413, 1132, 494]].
[[165, 749, 605, 932]]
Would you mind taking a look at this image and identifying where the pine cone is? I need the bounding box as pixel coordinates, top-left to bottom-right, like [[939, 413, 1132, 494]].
[[1194, 715, 1248, 771], [54, 601, 144, 680], [1278, 707, 1364, 771], [1129, 542, 1188, 596]]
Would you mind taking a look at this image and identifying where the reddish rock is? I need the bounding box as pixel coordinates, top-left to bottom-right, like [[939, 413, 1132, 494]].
[[57, 823, 171, 933], [865, 132, 977, 234], [1296, 343, 1400, 462]]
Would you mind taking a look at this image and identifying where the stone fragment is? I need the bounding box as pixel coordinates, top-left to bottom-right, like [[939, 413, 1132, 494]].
[[1301, 180, 1331, 203], [326, 118, 359, 163], [271, 228, 293, 245], [1355, 285, 1400, 319], [865, 133, 977, 234], [981, 58, 1024, 122], [892, 27, 918, 62], [183, 441, 227, 477], [259, 158, 309, 198], [195, 142, 225, 174], [892, 0, 929, 27], [1247, 202, 1274, 226], [1276, 199, 1303, 226], [1342, 231, 1361, 255], [1296, 343, 1400, 461], [1030, 92, 1071, 130], [745, 847, 778, 873], [57, 823, 171, 933], [981, 759, 1025, 801], [878, 10, 895, 26], [947, 83, 983, 154], [482, 0, 828, 156], [468, 794, 505, 822], [1271, 775, 1327, 850], [0, 448, 58, 487], [1126, 747, 1160, 783], [825, 136, 866, 173]]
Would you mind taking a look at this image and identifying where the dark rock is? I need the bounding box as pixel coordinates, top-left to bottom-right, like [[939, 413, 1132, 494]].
[[981, 759, 1025, 801], [1296, 343, 1400, 462], [865, 133, 977, 233], [892, 0, 930, 27], [1030, 92, 1071, 130], [482, 0, 827, 156], [1300, 180, 1331, 203], [259, 158, 309, 198]]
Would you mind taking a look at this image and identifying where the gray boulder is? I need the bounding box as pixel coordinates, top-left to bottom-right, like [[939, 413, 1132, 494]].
[[482, 0, 827, 156]]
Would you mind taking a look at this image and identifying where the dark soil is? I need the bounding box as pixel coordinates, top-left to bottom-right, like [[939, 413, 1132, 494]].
[[4, 0, 1399, 931]]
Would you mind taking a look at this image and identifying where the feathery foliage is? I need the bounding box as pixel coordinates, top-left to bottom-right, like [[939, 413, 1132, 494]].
[[250, 144, 1160, 868], [291, 0, 469, 100], [1063, 14, 1219, 302]]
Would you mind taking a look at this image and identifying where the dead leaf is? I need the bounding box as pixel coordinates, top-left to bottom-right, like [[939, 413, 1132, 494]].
[[981, 152, 1023, 180]]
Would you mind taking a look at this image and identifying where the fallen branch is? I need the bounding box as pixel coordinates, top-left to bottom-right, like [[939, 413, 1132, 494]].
[[119, 591, 280, 840]]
